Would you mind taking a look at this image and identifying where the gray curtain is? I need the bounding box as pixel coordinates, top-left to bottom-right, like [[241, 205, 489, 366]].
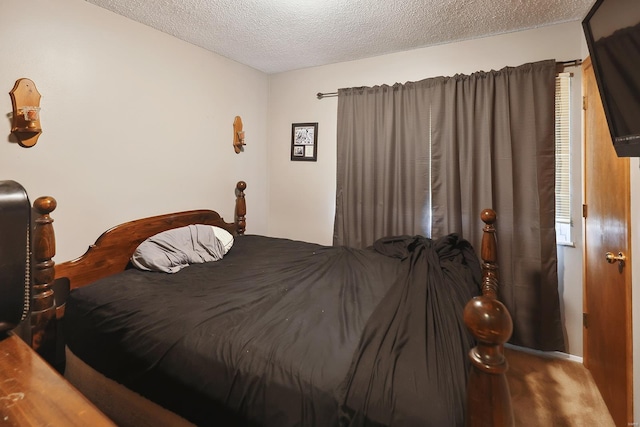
[[333, 82, 435, 248], [334, 60, 565, 351]]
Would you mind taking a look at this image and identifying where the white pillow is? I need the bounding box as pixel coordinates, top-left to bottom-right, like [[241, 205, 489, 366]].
[[212, 226, 234, 254]]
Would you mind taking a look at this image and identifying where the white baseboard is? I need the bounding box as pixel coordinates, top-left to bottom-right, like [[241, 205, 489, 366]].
[[505, 343, 584, 364]]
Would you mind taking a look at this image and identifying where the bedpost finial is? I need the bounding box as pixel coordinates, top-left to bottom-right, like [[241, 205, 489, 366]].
[[33, 196, 57, 215], [464, 296, 513, 347], [235, 181, 247, 235], [31, 195, 57, 363], [481, 208, 496, 225], [464, 295, 514, 425]]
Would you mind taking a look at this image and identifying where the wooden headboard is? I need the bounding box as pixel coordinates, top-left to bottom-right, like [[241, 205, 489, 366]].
[[55, 181, 247, 290]]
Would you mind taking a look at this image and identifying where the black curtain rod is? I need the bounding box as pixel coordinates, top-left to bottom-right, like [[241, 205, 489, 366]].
[[558, 59, 583, 68], [317, 59, 583, 100], [316, 91, 338, 99]]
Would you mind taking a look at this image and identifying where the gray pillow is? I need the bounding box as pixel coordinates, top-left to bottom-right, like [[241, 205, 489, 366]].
[[131, 224, 226, 273]]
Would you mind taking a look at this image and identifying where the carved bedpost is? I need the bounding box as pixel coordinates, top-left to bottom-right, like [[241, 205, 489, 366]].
[[31, 196, 57, 364], [235, 181, 247, 235], [464, 209, 514, 427]]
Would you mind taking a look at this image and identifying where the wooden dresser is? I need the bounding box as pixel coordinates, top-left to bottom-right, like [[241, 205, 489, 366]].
[[0, 333, 115, 426]]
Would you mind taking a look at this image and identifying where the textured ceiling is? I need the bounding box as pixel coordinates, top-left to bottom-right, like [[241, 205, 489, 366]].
[[85, 0, 595, 74]]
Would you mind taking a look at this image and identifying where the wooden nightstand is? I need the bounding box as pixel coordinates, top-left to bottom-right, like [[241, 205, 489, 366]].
[[0, 333, 115, 426]]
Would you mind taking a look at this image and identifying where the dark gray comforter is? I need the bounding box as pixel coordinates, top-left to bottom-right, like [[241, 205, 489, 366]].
[[64, 234, 480, 426]]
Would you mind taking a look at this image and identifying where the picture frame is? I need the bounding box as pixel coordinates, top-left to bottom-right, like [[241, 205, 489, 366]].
[[291, 122, 318, 161]]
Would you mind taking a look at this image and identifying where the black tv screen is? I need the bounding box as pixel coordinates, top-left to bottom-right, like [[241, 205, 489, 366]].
[[583, 0, 640, 157]]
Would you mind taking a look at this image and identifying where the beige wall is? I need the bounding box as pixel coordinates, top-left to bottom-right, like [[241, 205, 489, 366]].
[[267, 22, 587, 356], [0, 0, 270, 262]]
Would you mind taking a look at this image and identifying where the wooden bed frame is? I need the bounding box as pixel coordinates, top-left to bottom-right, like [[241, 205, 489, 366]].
[[29, 180, 514, 427]]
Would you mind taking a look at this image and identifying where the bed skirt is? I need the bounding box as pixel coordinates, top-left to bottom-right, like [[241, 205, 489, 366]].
[[64, 347, 194, 427]]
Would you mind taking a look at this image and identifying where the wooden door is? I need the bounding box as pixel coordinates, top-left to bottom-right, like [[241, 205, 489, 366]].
[[583, 57, 633, 426]]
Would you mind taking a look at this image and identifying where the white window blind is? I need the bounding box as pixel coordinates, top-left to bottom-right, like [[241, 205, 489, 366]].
[[555, 73, 572, 245]]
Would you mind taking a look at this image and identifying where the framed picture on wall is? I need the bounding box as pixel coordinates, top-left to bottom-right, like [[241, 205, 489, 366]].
[[291, 122, 318, 161]]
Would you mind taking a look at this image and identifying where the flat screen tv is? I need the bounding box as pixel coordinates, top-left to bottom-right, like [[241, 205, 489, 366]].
[[583, 0, 640, 157]]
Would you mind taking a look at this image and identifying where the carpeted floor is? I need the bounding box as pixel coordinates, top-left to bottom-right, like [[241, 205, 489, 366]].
[[506, 346, 615, 426]]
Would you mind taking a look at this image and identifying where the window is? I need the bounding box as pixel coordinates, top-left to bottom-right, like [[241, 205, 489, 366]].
[[555, 73, 572, 246]]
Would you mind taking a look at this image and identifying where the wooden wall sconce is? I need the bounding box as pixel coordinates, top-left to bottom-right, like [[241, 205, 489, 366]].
[[10, 78, 42, 147], [233, 116, 245, 153]]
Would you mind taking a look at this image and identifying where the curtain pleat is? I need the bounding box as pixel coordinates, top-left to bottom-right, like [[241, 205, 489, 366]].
[[334, 83, 432, 248], [334, 60, 565, 351]]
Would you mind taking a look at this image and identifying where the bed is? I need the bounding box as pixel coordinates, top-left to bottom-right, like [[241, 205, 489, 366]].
[[35, 181, 513, 426]]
